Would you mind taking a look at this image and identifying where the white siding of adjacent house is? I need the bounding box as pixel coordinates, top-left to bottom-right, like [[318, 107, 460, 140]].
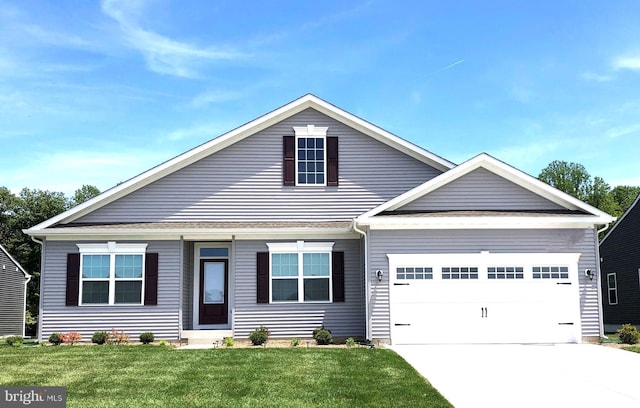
[[399, 168, 566, 212], [0, 249, 28, 337], [367, 228, 600, 341], [40, 240, 181, 341], [73, 109, 442, 224]]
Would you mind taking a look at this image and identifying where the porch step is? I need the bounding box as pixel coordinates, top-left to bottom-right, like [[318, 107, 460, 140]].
[[182, 330, 233, 345]]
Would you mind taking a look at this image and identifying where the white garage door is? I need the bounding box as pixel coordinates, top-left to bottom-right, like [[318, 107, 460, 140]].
[[388, 253, 582, 344]]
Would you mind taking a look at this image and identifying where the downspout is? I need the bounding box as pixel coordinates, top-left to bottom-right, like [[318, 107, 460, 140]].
[[30, 236, 44, 342], [595, 222, 612, 339], [352, 218, 370, 341], [178, 236, 184, 341]]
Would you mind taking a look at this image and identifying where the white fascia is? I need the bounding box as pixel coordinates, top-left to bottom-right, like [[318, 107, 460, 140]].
[[362, 216, 610, 230]]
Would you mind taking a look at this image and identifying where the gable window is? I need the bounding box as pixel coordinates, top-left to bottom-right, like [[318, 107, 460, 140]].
[[77, 243, 147, 305], [267, 241, 334, 303], [607, 273, 618, 305], [283, 125, 338, 187]]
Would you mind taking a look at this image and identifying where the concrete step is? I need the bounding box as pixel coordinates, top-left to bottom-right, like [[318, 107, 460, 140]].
[[182, 330, 232, 345]]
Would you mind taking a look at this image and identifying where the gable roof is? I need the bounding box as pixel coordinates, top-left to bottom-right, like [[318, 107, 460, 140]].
[[600, 192, 640, 244], [26, 94, 455, 233], [357, 153, 615, 227], [0, 244, 31, 281]]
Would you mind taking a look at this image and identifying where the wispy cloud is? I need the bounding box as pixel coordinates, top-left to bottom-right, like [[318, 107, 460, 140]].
[[429, 59, 465, 75], [20, 24, 94, 48], [190, 90, 244, 108], [605, 123, 640, 139], [613, 56, 640, 71], [101, 0, 247, 78], [581, 71, 613, 82]]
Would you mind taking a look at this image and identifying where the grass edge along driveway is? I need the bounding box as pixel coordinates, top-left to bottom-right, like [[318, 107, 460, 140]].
[[0, 346, 452, 408]]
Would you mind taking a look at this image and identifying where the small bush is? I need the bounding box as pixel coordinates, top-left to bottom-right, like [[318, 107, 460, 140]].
[[313, 326, 333, 345], [346, 337, 356, 347], [140, 332, 155, 344], [158, 340, 169, 347], [49, 333, 63, 346], [223, 337, 234, 348], [6, 336, 23, 347], [617, 324, 640, 344], [64, 332, 82, 345], [92, 331, 108, 345], [249, 326, 269, 346], [107, 329, 130, 345], [290, 337, 300, 347]]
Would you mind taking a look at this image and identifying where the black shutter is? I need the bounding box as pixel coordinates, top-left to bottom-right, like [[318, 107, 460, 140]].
[[144, 253, 159, 305], [283, 136, 295, 186], [327, 137, 339, 186], [332, 251, 345, 302], [66, 253, 80, 306], [257, 252, 269, 303]]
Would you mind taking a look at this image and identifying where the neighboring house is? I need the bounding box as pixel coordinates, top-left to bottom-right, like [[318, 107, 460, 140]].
[[0, 244, 31, 337], [24, 94, 614, 345], [600, 193, 640, 332]]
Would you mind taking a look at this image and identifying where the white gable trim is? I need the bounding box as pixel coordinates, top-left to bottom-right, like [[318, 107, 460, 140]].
[[26, 94, 454, 233], [0, 243, 31, 281], [358, 153, 615, 224], [600, 192, 640, 244]]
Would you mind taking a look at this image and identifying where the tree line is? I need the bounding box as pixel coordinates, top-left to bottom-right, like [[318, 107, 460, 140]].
[[1, 161, 638, 329]]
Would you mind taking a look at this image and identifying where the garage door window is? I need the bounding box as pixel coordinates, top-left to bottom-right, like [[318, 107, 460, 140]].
[[442, 267, 478, 280], [397, 267, 433, 280], [532, 266, 569, 279], [607, 273, 618, 305], [488, 267, 524, 279]]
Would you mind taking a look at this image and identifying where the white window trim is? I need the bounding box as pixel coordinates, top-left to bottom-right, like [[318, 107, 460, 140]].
[[267, 241, 334, 303], [77, 242, 148, 306], [294, 125, 328, 187], [607, 272, 618, 305]]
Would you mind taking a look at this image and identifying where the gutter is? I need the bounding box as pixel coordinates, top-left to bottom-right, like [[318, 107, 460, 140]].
[[352, 218, 370, 341], [30, 236, 44, 342]]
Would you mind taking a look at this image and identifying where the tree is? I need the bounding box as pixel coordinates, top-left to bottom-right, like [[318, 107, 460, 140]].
[[69, 184, 101, 207], [538, 160, 591, 202], [610, 186, 640, 214], [587, 176, 620, 218]]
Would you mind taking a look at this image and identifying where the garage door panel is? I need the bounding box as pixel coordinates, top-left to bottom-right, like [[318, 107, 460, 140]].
[[388, 253, 581, 344]]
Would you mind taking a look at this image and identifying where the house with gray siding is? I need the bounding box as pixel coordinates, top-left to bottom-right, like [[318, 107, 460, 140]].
[[25, 94, 614, 344], [0, 244, 31, 337], [600, 193, 640, 332]]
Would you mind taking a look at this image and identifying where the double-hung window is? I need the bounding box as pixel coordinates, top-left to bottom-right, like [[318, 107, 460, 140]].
[[294, 125, 328, 186], [607, 273, 618, 305], [77, 243, 147, 305], [267, 241, 334, 303]]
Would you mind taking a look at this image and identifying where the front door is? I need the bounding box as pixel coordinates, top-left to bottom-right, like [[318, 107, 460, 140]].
[[199, 259, 228, 325]]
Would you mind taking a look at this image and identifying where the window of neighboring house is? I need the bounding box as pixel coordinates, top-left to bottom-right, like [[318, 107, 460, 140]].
[[294, 125, 328, 186], [77, 243, 147, 305], [607, 273, 618, 305], [267, 241, 334, 303]]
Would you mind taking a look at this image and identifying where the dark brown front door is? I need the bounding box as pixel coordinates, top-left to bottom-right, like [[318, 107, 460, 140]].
[[199, 259, 228, 325]]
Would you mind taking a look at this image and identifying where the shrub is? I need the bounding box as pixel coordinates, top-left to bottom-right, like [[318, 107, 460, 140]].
[[49, 333, 63, 346], [346, 337, 356, 347], [92, 331, 108, 345], [158, 340, 169, 347], [223, 337, 234, 348], [313, 325, 333, 345], [6, 336, 23, 347], [617, 324, 640, 344], [139, 332, 155, 344], [64, 332, 82, 345], [249, 326, 269, 346], [107, 329, 130, 345], [290, 337, 300, 347]]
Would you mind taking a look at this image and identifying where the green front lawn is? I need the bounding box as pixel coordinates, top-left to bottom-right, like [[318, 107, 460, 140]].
[[0, 345, 451, 408]]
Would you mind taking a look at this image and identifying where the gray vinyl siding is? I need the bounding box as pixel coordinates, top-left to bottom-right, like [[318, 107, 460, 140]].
[[75, 108, 442, 224], [0, 251, 27, 337], [368, 228, 600, 340], [232, 239, 364, 338], [399, 168, 565, 212], [182, 241, 193, 331], [40, 240, 181, 341]]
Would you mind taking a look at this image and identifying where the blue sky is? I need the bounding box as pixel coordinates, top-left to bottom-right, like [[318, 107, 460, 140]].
[[2, 0, 640, 195]]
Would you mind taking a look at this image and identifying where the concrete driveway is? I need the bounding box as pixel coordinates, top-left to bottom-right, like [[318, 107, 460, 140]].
[[391, 344, 640, 408]]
